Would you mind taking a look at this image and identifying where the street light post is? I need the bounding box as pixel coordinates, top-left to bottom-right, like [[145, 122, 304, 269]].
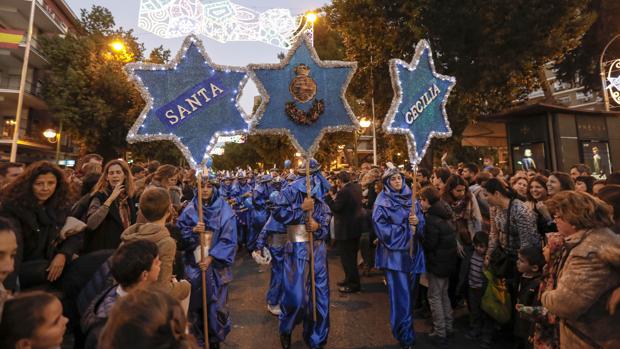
[[9, 0, 36, 162], [370, 53, 377, 165], [599, 33, 620, 111]]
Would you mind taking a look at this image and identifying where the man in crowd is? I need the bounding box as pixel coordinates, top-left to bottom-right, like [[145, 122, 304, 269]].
[[0, 162, 24, 189], [326, 171, 363, 293], [569, 163, 591, 181], [461, 163, 479, 186]]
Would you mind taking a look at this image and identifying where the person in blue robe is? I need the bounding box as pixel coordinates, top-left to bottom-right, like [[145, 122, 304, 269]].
[[233, 170, 253, 253], [254, 176, 288, 316], [271, 159, 331, 349], [218, 171, 236, 201], [249, 174, 272, 252], [177, 175, 238, 349], [372, 164, 426, 349]]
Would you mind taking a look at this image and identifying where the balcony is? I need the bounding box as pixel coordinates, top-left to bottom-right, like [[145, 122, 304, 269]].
[[0, 79, 47, 110]]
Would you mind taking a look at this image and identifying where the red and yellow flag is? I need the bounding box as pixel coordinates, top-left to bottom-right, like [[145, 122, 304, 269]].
[[0, 29, 24, 49]]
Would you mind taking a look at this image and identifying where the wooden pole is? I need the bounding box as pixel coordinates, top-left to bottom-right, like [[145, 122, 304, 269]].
[[305, 158, 317, 322], [410, 167, 418, 257], [197, 171, 210, 349]]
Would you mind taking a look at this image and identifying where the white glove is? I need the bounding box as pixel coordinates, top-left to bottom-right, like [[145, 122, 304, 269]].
[[252, 247, 272, 265]]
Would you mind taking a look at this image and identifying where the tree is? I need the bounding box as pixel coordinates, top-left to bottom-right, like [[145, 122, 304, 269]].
[[325, 0, 595, 164], [42, 5, 146, 160], [555, 0, 620, 91]]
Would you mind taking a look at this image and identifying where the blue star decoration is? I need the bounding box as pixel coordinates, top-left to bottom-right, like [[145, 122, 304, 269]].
[[125, 35, 251, 169], [247, 34, 359, 157], [383, 39, 456, 166]]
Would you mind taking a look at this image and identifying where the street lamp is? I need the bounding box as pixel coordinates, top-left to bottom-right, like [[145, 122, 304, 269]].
[[359, 117, 371, 128], [43, 129, 57, 141], [599, 33, 620, 111], [43, 122, 62, 162], [110, 40, 126, 52], [305, 12, 318, 24]]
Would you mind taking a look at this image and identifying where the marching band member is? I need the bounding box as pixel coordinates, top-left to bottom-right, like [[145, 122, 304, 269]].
[[249, 174, 272, 252]]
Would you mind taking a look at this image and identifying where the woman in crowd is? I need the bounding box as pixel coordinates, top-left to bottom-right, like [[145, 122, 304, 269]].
[[546, 172, 574, 197], [373, 165, 425, 349], [542, 191, 620, 348], [596, 184, 620, 235], [145, 164, 183, 212], [0, 291, 68, 349], [574, 175, 595, 194], [441, 175, 482, 253], [483, 178, 539, 282], [84, 159, 137, 253], [510, 175, 529, 200], [98, 288, 198, 349], [0, 161, 82, 290], [527, 175, 556, 240]]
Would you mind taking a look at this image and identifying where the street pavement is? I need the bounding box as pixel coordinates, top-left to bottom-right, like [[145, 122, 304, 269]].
[[222, 247, 512, 349]]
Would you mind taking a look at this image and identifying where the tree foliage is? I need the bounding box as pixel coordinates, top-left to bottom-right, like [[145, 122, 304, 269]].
[[555, 0, 620, 91], [41, 6, 144, 160], [325, 0, 595, 164]]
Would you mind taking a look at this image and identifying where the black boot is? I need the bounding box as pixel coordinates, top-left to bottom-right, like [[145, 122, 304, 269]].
[[280, 333, 291, 349], [209, 342, 220, 349]]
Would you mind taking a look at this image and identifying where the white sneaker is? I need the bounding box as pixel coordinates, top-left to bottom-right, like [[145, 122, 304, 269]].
[[267, 304, 281, 316]]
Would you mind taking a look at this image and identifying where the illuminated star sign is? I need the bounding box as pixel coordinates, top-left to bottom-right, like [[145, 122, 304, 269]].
[[125, 35, 252, 168], [247, 34, 359, 157], [384, 39, 456, 165]]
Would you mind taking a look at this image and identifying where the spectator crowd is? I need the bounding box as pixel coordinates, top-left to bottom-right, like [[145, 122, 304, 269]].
[[0, 155, 619, 349]]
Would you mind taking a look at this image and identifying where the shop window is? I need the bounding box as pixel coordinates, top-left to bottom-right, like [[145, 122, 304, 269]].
[[581, 141, 612, 178], [511, 143, 545, 171]]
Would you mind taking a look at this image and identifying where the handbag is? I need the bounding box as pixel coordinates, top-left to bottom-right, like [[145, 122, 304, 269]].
[[489, 199, 513, 278], [481, 270, 512, 324]]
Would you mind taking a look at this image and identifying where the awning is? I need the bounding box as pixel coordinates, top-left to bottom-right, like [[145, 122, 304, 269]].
[[461, 121, 507, 147]]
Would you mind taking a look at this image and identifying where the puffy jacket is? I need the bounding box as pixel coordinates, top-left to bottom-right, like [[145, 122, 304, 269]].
[[422, 200, 457, 278]]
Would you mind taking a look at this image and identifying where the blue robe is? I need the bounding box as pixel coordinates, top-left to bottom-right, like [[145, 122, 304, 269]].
[[372, 181, 425, 347], [233, 180, 253, 249], [177, 189, 238, 344], [271, 174, 331, 349], [250, 181, 271, 251], [256, 215, 286, 307]]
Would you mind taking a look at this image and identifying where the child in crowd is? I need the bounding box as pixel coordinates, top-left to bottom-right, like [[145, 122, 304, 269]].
[[99, 288, 198, 349], [515, 246, 545, 348], [121, 187, 191, 304], [81, 240, 161, 349], [0, 291, 68, 349], [465, 231, 493, 349]]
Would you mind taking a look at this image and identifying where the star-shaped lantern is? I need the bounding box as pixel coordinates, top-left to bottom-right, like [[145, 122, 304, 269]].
[[384, 39, 456, 165], [248, 34, 359, 157], [125, 35, 251, 168]]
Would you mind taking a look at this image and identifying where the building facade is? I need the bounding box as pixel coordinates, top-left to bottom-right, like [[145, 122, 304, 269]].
[[0, 0, 79, 164]]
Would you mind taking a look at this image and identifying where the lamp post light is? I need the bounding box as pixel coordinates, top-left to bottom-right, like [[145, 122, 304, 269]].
[[43, 121, 62, 162], [599, 33, 620, 111], [353, 118, 370, 167]]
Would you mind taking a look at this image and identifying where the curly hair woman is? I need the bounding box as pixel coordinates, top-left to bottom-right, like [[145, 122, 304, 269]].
[[0, 161, 81, 290]]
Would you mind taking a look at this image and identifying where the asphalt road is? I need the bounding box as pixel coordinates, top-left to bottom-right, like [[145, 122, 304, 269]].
[[222, 248, 513, 349]]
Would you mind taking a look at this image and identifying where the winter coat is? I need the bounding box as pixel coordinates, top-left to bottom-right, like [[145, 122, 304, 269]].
[[421, 200, 458, 278], [541, 228, 620, 349], [327, 182, 364, 240], [0, 201, 81, 290], [120, 223, 190, 300], [84, 191, 137, 253]]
